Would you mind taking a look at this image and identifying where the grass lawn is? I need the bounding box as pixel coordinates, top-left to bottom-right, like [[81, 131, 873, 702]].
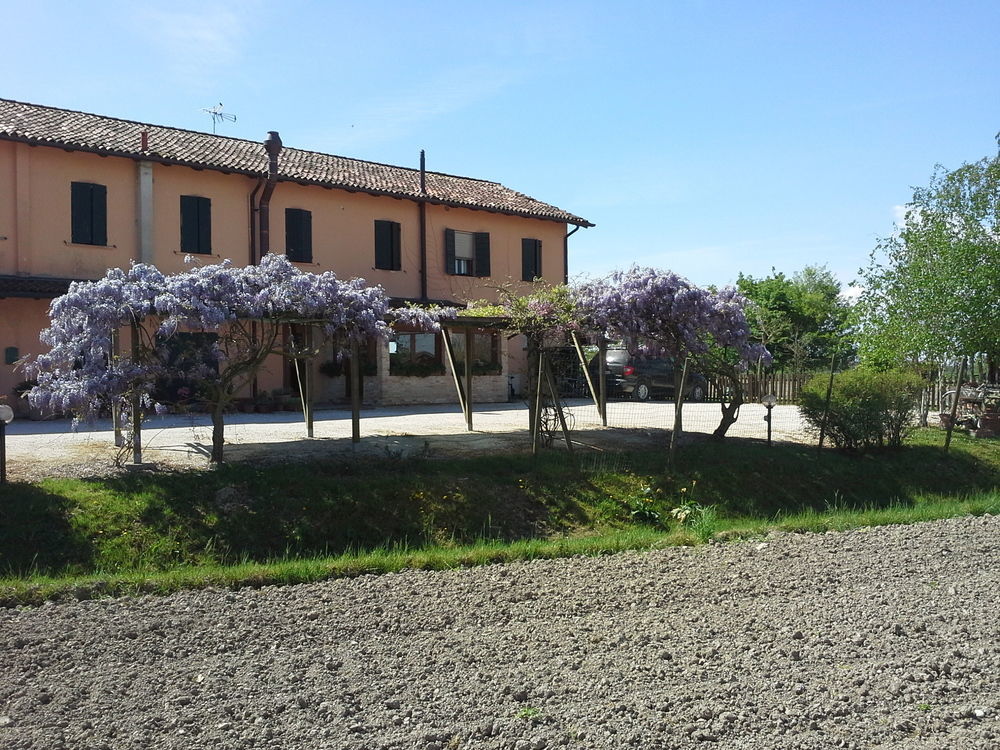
[[1, 428, 998, 605]]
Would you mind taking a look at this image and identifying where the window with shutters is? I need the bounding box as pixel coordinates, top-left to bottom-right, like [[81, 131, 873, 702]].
[[285, 208, 313, 263], [180, 195, 212, 254], [521, 238, 542, 281], [374, 219, 401, 270], [70, 182, 108, 246], [444, 229, 490, 277]]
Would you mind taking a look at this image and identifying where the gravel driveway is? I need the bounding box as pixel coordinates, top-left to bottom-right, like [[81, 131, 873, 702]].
[[3, 515, 998, 749], [3, 401, 808, 481]]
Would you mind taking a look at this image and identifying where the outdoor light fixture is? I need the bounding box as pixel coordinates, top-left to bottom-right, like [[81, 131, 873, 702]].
[[761, 393, 777, 447], [0, 403, 13, 484]]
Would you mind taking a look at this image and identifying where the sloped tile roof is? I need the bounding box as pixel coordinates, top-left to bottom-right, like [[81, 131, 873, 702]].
[[0, 99, 593, 227]]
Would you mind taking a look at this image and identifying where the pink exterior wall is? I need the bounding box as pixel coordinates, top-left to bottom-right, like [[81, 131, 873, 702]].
[[149, 165, 257, 273], [0, 298, 51, 407], [0, 142, 16, 276], [0, 144, 138, 278], [0, 142, 576, 407], [268, 182, 567, 302]]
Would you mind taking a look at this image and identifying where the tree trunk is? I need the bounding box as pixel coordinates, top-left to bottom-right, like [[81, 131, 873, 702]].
[[211, 405, 225, 463], [712, 372, 744, 441]]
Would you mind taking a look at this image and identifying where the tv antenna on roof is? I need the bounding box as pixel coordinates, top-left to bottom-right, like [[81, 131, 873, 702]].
[[202, 103, 236, 133]]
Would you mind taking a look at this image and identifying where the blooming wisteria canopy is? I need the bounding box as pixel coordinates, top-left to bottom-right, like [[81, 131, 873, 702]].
[[573, 266, 771, 365], [28, 254, 451, 418]]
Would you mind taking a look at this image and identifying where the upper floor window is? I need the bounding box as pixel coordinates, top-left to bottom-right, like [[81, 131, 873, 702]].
[[285, 208, 313, 263], [71, 182, 107, 245], [521, 238, 542, 281], [445, 229, 490, 277], [374, 219, 401, 271], [180, 195, 212, 254]]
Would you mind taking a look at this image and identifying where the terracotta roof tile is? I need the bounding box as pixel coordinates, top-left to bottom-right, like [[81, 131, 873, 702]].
[[0, 99, 593, 227]]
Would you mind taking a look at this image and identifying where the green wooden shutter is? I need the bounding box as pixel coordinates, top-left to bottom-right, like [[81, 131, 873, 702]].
[[197, 197, 212, 254], [445, 228, 457, 275], [375, 220, 392, 269], [521, 239, 535, 281], [390, 220, 401, 270], [91, 184, 107, 246], [71, 182, 91, 244], [300, 210, 312, 262], [285, 208, 300, 259], [286, 209, 312, 262], [474, 232, 491, 277], [180, 196, 199, 253]]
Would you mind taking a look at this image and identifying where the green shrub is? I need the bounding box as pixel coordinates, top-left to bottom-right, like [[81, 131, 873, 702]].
[[799, 368, 923, 452]]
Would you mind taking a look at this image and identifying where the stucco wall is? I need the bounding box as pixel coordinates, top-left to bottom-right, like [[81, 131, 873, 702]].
[[0, 142, 577, 407], [0, 298, 51, 405]]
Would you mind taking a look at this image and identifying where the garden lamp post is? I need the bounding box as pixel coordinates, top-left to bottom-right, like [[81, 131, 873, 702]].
[[0, 403, 13, 484], [761, 393, 777, 447]]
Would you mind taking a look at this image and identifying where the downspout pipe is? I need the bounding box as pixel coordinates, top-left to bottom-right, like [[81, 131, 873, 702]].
[[419, 149, 428, 301], [248, 178, 264, 266], [258, 130, 283, 262], [563, 224, 581, 285]]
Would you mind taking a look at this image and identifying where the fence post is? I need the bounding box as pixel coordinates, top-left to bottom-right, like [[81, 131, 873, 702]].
[[944, 357, 966, 453]]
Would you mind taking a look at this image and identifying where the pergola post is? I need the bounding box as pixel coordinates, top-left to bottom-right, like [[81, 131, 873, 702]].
[[350, 338, 361, 443], [464, 326, 474, 431], [570, 331, 601, 415], [130, 322, 142, 465], [305, 325, 315, 438], [598, 335, 608, 426], [441, 326, 471, 432]]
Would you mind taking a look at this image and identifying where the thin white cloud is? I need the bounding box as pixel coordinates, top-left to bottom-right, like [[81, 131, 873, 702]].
[[309, 65, 519, 152], [137, 1, 256, 89]]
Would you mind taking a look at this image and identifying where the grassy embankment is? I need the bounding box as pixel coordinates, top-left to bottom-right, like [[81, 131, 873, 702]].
[[1, 429, 998, 605]]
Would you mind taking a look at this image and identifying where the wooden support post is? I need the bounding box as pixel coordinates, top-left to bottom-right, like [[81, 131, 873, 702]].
[[598, 336, 608, 427], [350, 339, 361, 444], [464, 326, 474, 431], [130, 323, 142, 465], [440, 327, 469, 427], [944, 357, 966, 453], [543, 356, 574, 454], [305, 326, 315, 439], [570, 331, 600, 411], [532, 350, 545, 456]]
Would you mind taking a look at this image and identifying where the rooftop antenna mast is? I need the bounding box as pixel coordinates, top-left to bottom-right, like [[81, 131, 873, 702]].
[[202, 103, 237, 133]]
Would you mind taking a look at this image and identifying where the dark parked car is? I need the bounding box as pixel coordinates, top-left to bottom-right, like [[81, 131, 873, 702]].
[[587, 349, 707, 402]]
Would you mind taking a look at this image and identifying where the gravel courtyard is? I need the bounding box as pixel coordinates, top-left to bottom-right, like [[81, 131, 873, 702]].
[[3, 400, 807, 481], [2, 515, 998, 749]]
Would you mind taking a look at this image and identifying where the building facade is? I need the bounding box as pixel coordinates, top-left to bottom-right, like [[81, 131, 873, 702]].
[[0, 99, 592, 410]]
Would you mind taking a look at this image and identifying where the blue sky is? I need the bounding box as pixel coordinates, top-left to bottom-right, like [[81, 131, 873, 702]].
[[6, 0, 999, 293]]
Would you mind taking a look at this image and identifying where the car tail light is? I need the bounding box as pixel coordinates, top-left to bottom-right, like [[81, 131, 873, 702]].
[[623, 365, 635, 376]]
